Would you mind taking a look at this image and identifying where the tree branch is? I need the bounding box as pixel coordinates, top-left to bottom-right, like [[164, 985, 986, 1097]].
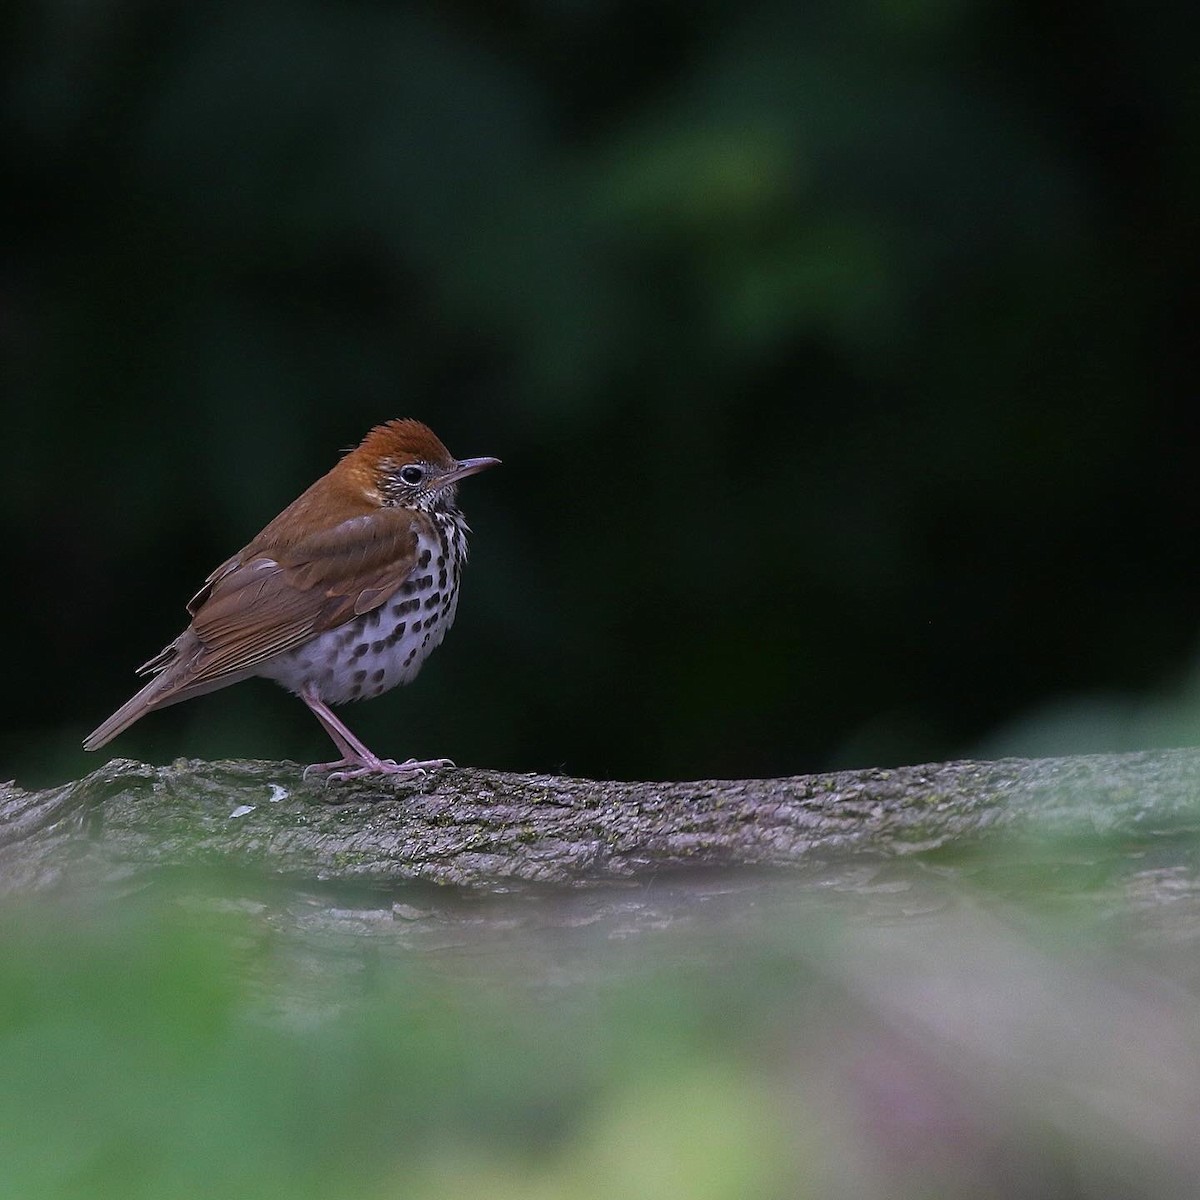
[[4, 749, 1200, 894]]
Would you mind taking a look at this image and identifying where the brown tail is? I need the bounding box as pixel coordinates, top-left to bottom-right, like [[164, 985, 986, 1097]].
[[83, 671, 184, 751], [83, 631, 227, 751]]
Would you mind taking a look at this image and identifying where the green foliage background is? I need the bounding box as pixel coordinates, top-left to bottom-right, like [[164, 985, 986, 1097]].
[[5, 849, 1200, 1200], [4, 0, 1198, 783]]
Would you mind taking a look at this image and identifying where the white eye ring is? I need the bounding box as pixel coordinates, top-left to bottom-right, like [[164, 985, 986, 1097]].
[[399, 465, 424, 486]]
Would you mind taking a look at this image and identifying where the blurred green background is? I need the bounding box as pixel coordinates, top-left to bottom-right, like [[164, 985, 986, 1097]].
[[5, 0, 1199, 785], [5, 850, 1200, 1200]]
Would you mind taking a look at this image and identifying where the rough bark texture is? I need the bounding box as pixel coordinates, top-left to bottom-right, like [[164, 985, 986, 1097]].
[[4, 749, 1200, 895]]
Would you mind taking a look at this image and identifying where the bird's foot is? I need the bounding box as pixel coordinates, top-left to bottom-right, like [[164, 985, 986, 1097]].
[[305, 755, 455, 784]]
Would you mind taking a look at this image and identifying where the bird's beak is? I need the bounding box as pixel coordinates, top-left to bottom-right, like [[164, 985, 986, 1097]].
[[443, 456, 501, 486]]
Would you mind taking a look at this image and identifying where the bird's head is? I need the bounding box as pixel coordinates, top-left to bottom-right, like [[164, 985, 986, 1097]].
[[356, 419, 500, 513]]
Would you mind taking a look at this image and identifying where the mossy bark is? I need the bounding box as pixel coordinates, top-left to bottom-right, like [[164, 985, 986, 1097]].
[[4, 749, 1200, 894]]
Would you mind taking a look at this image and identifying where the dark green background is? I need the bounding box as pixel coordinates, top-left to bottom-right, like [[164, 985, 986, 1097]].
[[5, 0, 1198, 786]]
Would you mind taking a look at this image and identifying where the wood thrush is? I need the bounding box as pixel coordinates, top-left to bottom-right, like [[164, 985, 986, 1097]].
[[84, 419, 499, 780]]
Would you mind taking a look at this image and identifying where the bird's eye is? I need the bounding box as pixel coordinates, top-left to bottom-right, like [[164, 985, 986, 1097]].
[[399, 465, 425, 486]]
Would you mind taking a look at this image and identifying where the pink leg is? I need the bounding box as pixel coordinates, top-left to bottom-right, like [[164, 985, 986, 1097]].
[[299, 686, 453, 782]]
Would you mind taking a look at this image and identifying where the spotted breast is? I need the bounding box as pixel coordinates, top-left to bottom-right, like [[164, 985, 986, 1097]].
[[257, 511, 469, 704]]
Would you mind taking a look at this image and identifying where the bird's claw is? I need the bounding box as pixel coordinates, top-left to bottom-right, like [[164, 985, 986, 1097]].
[[306, 755, 455, 784]]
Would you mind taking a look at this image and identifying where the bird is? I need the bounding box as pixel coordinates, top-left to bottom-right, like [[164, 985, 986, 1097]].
[[83, 419, 499, 781]]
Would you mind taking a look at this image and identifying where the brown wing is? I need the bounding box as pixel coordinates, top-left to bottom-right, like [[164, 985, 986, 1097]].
[[178, 510, 421, 687]]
